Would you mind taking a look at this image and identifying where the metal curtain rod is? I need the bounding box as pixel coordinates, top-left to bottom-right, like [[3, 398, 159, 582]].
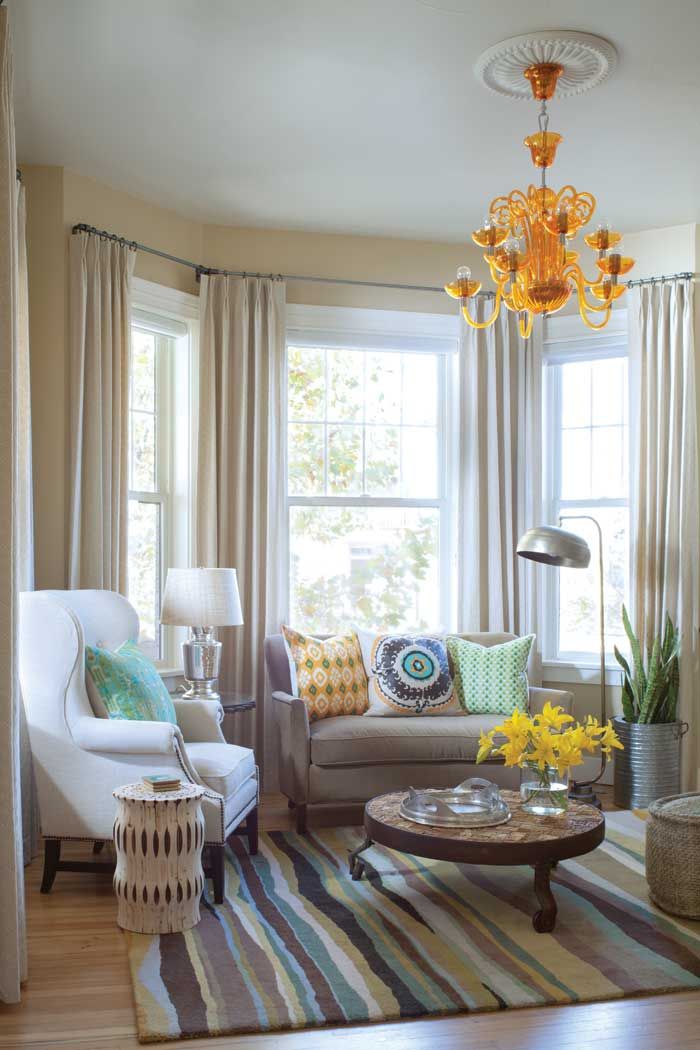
[[71, 222, 495, 296], [625, 271, 697, 288], [71, 224, 698, 295]]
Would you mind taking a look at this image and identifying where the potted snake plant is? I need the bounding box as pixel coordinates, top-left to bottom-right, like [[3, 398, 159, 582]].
[[613, 606, 686, 807]]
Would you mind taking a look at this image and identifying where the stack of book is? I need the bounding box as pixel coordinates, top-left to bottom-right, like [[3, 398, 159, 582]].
[[143, 774, 182, 793]]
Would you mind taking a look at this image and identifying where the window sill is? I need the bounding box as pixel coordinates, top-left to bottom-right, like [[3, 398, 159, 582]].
[[542, 660, 622, 687], [157, 666, 184, 679]]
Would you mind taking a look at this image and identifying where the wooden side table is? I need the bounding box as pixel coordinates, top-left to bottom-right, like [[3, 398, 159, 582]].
[[218, 691, 256, 715], [113, 782, 205, 934]]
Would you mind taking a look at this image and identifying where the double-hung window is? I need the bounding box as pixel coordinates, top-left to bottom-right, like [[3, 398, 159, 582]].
[[127, 280, 197, 666], [285, 306, 457, 635], [542, 311, 629, 670]]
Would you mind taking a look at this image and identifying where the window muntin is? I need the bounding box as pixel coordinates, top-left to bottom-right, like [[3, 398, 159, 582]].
[[544, 348, 629, 664], [286, 342, 451, 635]]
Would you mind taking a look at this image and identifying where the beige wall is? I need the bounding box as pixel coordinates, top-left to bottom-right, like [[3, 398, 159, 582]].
[[23, 166, 66, 590], [62, 170, 203, 296], [21, 164, 697, 751], [22, 163, 485, 589], [203, 223, 486, 314], [22, 166, 206, 589]]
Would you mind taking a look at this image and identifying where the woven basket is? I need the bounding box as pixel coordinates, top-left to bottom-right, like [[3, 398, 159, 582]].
[[646, 792, 700, 918]]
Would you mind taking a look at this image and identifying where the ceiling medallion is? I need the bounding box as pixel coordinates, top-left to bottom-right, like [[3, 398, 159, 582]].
[[447, 32, 632, 336]]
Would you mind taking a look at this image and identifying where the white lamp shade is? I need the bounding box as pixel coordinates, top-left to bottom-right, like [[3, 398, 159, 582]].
[[160, 568, 243, 627]]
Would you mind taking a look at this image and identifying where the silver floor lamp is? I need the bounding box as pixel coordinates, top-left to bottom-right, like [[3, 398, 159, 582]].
[[516, 517, 607, 809]]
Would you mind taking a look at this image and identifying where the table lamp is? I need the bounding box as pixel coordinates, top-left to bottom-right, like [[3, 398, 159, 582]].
[[516, 519, 607, 809], [160, 567, 243, 702]]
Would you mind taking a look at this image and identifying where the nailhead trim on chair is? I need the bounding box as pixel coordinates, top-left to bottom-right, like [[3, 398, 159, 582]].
[[173, 738, 226, 841]]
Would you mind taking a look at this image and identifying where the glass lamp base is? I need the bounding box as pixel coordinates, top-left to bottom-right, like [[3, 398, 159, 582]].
[[182, 630, 221, 703]]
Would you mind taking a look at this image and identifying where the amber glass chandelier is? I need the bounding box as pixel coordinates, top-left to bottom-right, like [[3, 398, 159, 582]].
[[446, 58, 634, 337]]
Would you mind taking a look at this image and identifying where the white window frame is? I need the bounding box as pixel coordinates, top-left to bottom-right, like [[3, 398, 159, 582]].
[[541, 309, 629, 685], [284, 304, 459, 632], [129, 278, 199, 672]]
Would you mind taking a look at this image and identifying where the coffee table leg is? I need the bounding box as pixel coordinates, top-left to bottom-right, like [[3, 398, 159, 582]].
[[348, 836, 372, 880], [532, 860, 557, 933]]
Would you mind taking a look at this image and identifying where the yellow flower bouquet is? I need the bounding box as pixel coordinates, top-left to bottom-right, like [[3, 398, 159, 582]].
[[476, 702, 623, 815]]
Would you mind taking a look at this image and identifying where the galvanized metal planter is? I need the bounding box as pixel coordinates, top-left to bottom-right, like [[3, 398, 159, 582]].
[[613, 716, 689, 809]]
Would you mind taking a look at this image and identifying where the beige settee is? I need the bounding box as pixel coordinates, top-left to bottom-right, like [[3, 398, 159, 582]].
[[265, 632, 573, 833]]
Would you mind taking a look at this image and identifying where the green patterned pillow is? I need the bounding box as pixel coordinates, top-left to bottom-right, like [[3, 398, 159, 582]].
[[447, 634, 534, 715], [85, 640, 177, 724]]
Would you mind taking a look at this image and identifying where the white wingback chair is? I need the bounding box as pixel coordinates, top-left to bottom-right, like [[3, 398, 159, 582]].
[[19, 589, 258, 902]]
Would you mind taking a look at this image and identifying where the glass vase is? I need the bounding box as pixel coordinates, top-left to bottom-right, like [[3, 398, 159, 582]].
[[520, 762, 569, 816]]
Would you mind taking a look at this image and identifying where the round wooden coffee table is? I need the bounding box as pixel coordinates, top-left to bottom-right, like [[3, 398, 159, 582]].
[[349, 789, 604, 933]]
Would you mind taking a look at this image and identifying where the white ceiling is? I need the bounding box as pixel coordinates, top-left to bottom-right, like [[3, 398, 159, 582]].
[[11, 0, 700, 241]]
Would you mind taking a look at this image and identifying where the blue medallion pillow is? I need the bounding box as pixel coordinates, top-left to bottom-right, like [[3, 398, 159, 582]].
[[85, 640, 178, 724], [356, 629, 459, 716]]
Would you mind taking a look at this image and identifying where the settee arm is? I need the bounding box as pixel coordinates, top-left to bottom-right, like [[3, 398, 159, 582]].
[[528, 686, 575, 717], [172, 698, 225, 743], [272, 691, 310, 803], [72, 715, 184, 755]]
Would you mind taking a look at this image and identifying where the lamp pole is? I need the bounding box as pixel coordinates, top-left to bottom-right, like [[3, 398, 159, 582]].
[[560, 513, 607, 809]]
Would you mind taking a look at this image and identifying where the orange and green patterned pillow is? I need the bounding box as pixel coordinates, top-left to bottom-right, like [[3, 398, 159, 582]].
[[281, 626, 369, 722]]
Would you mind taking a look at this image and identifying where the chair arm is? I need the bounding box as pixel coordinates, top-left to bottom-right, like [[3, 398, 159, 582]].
[[172, 698, 225, 743], [272, 691, 310, 803], [72, 715, 184, 755], [528, 686, 574, 717]]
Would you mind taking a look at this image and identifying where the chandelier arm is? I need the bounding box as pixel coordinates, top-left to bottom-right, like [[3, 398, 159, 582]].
[[518, 311, 534, 339], [572, 274, 614, 330], [461, 286, 503, 330], [579, 304, 613, 331], [567, 266, 615, 313]]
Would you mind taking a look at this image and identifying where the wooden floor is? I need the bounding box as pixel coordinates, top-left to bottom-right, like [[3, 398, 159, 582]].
[[2, 791, 700, 1050]]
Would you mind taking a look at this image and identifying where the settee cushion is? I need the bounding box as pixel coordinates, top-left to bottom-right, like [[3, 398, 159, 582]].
[[309, 713, 505, 766], [186, 742, 256, 799]]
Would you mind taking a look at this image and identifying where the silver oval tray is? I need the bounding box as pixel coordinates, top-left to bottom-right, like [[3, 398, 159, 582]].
[[400, 778, 512, 829]]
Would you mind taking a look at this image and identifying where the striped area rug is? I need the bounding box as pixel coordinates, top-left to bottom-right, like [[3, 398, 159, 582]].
[[126, 811, 700, 1043]]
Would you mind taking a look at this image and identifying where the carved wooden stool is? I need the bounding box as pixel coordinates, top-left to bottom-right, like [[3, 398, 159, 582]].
[[113, 782, 205, 934]]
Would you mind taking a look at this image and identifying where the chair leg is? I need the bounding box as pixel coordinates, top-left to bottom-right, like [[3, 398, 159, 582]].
[[92, 840, 104, 855], [41, 839, 61, 894], [246, 807, 259, 855], [210, 844, 225, 904], [295, 804, 308, 835]]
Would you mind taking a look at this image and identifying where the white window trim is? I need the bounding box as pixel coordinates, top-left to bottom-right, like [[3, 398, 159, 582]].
[[285, 304, 459, 632], [130, 278, 199, 673], [541, 308, 629, 684]]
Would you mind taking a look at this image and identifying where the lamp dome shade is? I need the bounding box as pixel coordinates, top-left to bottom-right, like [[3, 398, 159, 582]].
[[516, 525, 591, 569], [160, 568, 243, 627]]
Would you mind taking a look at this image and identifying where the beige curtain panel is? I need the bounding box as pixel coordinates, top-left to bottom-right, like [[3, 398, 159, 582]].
[[68, 230, 135, 591], [0, 5, 28, 1005], [457, 302, 543, 679], [196, 275, 286, 786], [629, 279, 699, 790], [17, 182, 39, 865]]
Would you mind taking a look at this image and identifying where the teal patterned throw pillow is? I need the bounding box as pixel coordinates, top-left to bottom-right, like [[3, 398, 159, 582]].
[[447, 634, 534, 715], [85, 640, 177, 724]]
